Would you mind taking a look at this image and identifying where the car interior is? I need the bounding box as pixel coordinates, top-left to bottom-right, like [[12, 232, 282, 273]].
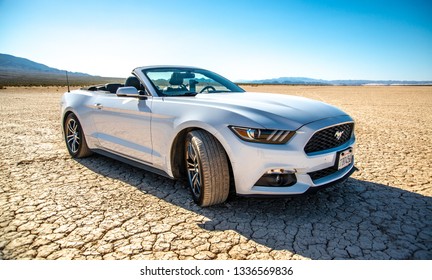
[[83, 76, 143, 94]]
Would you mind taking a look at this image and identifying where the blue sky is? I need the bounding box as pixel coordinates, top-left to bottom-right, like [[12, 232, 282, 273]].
[[1, 0, 431, 80]]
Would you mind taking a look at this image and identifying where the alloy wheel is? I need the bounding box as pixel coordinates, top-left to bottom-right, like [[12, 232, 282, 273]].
[[66, 118, 80, 154], [186, 141, 201, 197]]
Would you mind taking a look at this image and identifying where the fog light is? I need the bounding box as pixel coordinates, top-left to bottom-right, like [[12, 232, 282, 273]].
[[255, 170, 296, 187]]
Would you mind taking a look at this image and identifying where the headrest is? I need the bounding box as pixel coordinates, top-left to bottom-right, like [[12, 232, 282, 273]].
[[105, 83, 122, 93], [125, 76, 141, 90], [169, 72, 184, 86]]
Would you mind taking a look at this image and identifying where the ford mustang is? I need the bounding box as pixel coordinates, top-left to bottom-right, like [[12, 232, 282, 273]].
[[61, 66, 355, 206]]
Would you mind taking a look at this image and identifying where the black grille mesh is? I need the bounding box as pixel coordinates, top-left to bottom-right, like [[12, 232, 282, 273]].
[[309, 166, 338, 181], [308, 165, 350, 182], [304, 123, 353, 154]]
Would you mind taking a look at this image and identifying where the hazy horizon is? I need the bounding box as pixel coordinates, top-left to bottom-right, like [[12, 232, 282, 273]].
[[1, 0, 431, 81]]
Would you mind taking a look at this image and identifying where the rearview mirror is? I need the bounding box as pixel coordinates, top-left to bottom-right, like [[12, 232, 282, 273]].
[[116, 86, 147, 99]]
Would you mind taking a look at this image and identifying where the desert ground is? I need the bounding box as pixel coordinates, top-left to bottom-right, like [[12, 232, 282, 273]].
[[0, 85, 431, 260]]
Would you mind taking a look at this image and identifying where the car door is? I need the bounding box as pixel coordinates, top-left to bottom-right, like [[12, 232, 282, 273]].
[[91, 93, 153, 164]]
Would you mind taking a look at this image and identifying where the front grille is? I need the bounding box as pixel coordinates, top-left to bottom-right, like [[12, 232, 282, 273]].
[[308, 164, 350, 182], [304, 123, 353, 154]]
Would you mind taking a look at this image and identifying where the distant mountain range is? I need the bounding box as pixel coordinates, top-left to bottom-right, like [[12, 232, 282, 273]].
[[1, 53, 431, 86], [237, 77, 432, 86], [0, 53, 123, 86]]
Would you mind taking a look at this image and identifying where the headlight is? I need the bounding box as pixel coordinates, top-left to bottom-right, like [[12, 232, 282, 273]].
[[229, 126, 295, 144]]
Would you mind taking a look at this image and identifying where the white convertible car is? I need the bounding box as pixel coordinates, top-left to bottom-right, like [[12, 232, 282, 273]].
[[61, 66, 355, 206]]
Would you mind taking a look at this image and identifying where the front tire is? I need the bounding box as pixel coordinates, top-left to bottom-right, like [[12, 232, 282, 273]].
[[64, 113, 92, 158], [185, 130, 230, 207]]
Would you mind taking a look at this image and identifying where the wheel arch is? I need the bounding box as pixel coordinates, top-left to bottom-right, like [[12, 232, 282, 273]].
[[62, 110, 93, 158], [170, 127, 196, 179], [169, 126, 236, 194], [62, 110, 75, 125], [61, 109, 95, 148], [61, 109, 76, 135], [62, 107, 93, 133]]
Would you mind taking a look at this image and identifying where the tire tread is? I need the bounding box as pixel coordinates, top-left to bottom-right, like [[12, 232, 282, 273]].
[[188, 130, 230, 206]]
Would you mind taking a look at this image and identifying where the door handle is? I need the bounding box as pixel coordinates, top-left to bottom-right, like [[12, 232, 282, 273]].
[[94, 103, 103, 109]]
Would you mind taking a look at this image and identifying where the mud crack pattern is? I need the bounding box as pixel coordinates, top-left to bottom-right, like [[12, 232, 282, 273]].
[[0, 86, 431, 260]]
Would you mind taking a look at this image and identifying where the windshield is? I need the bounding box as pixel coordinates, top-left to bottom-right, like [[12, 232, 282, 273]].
[[143, 68, 244, 97]]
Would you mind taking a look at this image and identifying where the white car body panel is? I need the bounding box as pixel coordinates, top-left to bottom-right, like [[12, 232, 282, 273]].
[[61, 65, 355, 198], [91, 93, 153, 163]]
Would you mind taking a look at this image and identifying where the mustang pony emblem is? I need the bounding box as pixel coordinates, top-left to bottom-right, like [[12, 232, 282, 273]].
[[334, 130, 344, 140]]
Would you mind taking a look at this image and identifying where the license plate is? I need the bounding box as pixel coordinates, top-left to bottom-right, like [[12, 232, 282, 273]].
[[338, 148, 353, 170]]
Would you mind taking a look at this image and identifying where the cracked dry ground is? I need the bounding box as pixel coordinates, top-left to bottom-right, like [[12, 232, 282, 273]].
[[0, 86, 431, 260]]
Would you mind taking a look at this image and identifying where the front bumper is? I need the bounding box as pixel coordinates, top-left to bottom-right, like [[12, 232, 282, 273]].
[[237, 164, 356, 197], [224, 115, 356, 196]]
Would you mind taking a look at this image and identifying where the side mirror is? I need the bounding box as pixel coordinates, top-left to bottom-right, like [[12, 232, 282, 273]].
[[116, 86, 147, 99]]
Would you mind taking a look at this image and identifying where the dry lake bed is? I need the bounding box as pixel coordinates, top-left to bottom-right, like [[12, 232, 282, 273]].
[[0, 85, 431, 260]]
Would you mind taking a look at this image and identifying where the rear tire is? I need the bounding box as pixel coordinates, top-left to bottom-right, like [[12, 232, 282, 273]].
[[185, 130, 230, 206], [64, 113, 92, 158]]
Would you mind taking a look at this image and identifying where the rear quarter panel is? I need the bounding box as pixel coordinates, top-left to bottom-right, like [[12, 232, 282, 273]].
[[61, 90, 99, 149]]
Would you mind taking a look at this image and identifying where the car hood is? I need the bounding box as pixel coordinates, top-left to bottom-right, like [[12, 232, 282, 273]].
[[190, 92, 349, 130]]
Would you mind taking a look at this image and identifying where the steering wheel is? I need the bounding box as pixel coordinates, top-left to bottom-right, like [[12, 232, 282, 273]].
[[199, 85, 216, 93]]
